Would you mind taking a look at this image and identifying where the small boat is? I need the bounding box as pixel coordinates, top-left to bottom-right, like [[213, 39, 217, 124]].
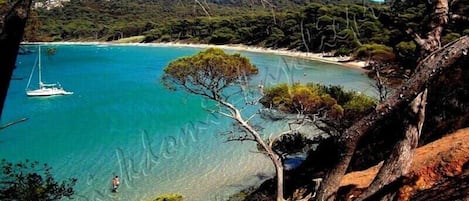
[[25, 46, 73, 97], [337, 56, 352, 62]]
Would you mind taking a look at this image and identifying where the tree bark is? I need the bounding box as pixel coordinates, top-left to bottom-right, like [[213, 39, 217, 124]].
[[315, 36, 469, 201], [0, 0, 32, 118], [355, 89, 428, 201], [411, 0, 449, 57]]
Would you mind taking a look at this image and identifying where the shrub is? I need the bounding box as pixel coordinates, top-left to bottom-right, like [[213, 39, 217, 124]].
[[343, 93, 376, 120], [260, 83, 377, 140], [355, 43, 395, 62], [0, 159, 77, 201], [262, 83, 376, 121], [261, 83, 291, 107], [160, 34, 171, 42], [320, 85, 354, 105], [150, 193, 184, 201]]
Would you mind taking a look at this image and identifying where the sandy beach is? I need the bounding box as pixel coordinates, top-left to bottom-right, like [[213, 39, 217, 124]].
[[24, 41, 369, 72], [156, 43, 369, 71]]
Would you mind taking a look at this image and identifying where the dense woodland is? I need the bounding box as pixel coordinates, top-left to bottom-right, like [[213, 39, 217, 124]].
[[25, 0, 468, 70]]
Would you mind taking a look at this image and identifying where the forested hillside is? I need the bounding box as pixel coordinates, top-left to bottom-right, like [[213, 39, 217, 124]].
[[26, 0, 298, 41], [26, 0, 468, 70]]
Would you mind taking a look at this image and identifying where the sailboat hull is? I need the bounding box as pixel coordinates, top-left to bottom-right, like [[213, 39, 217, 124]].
[[26, 88, 73, 96]]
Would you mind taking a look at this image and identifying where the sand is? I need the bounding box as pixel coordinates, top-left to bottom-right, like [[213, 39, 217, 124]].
[[340, 127, 469, 188]]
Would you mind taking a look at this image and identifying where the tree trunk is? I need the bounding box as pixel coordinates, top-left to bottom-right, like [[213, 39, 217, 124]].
[[219, 100, 286, 201], [412, 0, 449, 57], [238, 118, 285, 201], [315, 36, 469, 201], [274, 154, 285, 201], [239, 118, 285, 201], [355, 89, 428, 201], [0, 0, 32, 118]]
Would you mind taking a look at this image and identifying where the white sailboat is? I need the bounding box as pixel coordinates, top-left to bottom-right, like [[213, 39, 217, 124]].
[[26, 46, 73, 97]]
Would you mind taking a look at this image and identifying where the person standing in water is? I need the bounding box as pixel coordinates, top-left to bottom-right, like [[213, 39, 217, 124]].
[[112, 176, 120, 192]]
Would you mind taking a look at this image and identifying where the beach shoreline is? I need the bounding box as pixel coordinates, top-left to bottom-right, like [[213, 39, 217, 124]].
[[23, 41, 369, 72]]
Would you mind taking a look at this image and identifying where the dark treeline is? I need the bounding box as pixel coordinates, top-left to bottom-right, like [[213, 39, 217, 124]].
[[26, 0, 468, 69]]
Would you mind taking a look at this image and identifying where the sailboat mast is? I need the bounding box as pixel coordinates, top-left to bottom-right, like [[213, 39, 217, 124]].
[[38, 46, 42, 86]]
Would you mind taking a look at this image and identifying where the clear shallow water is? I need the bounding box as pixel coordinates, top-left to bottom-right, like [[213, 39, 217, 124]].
[[0, 44, 374, 201]]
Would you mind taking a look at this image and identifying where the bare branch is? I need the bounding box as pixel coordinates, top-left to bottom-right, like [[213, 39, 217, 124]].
[[352, 14, 363, 46], [259, 0, 274, 8], [226, 136, 256, 142], [407, 28, 427, 47], [300, 19, 310, 53], [217, 110, 233, 118], [193, 0, 211, 18], [372, 64, 390, 102], [0, 117, 28, 130]]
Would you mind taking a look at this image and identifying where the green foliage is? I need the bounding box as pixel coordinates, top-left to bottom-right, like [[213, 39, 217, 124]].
[[265, 27, 285, 48], [162, 48, 258, 98], [263, 83, 291, 106], [355, 43, 395, 62], [320, 85, 354, 105], [30, 1, 390, 52], [149, 193, 184, 201], [209, 27, 237, 44], [0, 159, 77, 201], [27, 0, 469, 69], [343, 93, 376, 116], [261, 83, 376, 121], [160, 34, 172, 42], [441, 32, 461, 45]]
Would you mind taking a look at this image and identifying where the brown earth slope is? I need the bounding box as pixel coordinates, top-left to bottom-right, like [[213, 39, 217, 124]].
[[340, 127, 469, 201]]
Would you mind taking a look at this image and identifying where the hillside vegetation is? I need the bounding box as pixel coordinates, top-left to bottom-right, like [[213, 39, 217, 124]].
[[25, 0, 468, 70]]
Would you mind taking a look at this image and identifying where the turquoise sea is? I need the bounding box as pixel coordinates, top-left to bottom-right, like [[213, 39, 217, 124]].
[[0, 44, 374, 201]]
